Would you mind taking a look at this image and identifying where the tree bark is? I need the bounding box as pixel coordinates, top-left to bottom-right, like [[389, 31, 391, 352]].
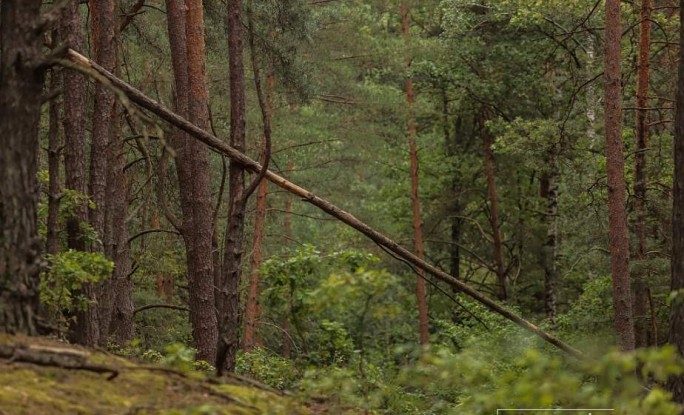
[[0, 0, 45, 335], [540, 157, 559, 325], [244, 70, 275, 352], [61, 0, 88, 253], [217, 0, 249, 373], [668, 0, 684, 403], [165, 0, 218, 363], [61, 48, 585, 359], [47, 64, 62, 256], [107, 78, 134, 344], [481, 109, 507, 301], [633, 0, 653, 349], [282, 159, 294, 359], [604, 0, 635, 352], [401, 2, 429, 346]]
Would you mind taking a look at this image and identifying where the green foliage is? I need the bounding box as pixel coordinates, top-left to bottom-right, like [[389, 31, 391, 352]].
[[557, 275, 614, 345], [159, 343, 213, 373], [40, 250, 112, 329], [37, 171, 99, 246], [236, 347, 299, 390]]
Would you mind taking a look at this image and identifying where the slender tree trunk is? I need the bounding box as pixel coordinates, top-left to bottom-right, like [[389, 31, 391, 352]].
[[481, 109, 507, 301], [0, 0, 44, 335], [604, 0, 635, 352], [668, 0, 684, 403], [61, 1, 87, 253], [69, 0, 118, 347], [540, 158, 559, 324], [47, 64, 62, 256], [107, 46, 135, 343], [89, 0, 116, 249], [633, 0, 653, 349], [165, 0, 218, 363], [244, 178, 268, 351], [401, 2, 429, 346], [217, 0, 249, 373], [61, 0, 92, 345], [282, 159, 294, 358], [443, 92, 461, 286], [244, 71, 274, 352]]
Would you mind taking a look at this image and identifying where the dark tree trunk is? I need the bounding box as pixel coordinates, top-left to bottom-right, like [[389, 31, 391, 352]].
[[61, 0, 88, 253], [244, 68, 274, 351], [668, 0, 684, 404], [481, 109, 507, 301], [47, 64, 62, 256], [540, 157, 559, 325], [401, 1, 429, 346], [633, 0, 653, 349], [282, 160, 293, 358], [0, 0, 45, 335], [218, 0, 248, 373], [107, 97, 135, 343], [604, 0, 635, 352], [165, 0, 218, 363]]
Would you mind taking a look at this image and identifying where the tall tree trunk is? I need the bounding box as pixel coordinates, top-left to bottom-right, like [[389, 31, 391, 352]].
[[401, 2, 429, 346], [282, 159, 294, 358], [61, 0, 87, 253], [47, 64, 62, 256], [107, 40, 135, 343], [244, 69, 275, 352], [604, 0, 635, 352], [165, 0, 218, 363], [540, 157, 559, 325], [668, 0, 684, 403], [633, 0, 653, 349], [244, 177, 268, 351], [0, 0, 44, 335], [481, 109, 507, 301], [218, 0, 248, 373], [71, 0, 117, 347]]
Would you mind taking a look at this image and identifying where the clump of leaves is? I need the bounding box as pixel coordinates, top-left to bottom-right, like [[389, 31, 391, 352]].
[[40, 250, 113, 330]]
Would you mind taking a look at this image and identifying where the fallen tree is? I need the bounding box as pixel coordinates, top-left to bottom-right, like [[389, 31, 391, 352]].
[[60, 49, 584, 361]]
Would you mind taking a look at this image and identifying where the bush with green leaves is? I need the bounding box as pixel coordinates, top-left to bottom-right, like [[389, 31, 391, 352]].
[[236, 347, 299, 390], [40, 250, 113, 330]]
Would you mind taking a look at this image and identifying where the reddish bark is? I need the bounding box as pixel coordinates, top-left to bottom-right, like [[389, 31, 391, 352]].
[[61, 0, 87, 252], [604, 0, 635, 351], [166, 0, 218, 363], [633, 0, 653, 348], [481, 109, 507, 301], [402, 3, 429, 345]]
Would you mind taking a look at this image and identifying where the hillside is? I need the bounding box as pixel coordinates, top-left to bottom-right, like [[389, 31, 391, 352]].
[[0, 335, 311, 415]]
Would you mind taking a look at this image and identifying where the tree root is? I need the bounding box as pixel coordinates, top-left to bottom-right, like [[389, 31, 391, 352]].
[[0, 343, 119, 380]]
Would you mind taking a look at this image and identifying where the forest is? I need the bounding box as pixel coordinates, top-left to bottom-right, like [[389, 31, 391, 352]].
[[4, 0, 684, 413]]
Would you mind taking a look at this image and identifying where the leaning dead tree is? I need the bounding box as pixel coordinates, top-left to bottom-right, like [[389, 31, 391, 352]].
[[59, 48, 584, 362]]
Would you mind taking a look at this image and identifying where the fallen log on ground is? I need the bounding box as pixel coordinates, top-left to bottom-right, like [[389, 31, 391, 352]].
[[61, 48, 584, 360]]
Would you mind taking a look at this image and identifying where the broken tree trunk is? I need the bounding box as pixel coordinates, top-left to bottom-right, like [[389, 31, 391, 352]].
[[60, 48, 584, 360]]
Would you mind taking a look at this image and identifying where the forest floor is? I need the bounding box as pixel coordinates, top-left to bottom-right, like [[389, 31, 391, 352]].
[[0, 334, 331, 415]]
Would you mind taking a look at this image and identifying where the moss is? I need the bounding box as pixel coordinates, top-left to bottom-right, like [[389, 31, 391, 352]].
[[0, 336, 311, 415]]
